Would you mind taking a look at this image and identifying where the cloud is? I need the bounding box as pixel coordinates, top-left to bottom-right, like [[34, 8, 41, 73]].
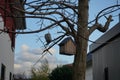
[[14, 64, 21, 69], [14, 44, 70, 77], [21, 44, 29, 51]]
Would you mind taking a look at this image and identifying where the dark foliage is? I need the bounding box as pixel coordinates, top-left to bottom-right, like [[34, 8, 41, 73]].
[[49, 65, 73, 80]]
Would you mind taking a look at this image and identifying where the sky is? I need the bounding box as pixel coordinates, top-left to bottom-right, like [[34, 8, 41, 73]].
[[14, 0, 120, 77]]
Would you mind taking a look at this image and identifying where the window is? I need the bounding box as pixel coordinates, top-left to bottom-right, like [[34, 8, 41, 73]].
[[9, 72, 12, 80], [104, 67, 109, 80], [1, 64, 6, 80]]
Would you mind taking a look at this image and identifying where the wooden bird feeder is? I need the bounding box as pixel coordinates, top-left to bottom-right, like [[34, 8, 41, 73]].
[[59, 37, 76, 55]]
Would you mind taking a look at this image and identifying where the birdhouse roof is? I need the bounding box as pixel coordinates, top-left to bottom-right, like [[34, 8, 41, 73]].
[[59, 37, 75, 46]]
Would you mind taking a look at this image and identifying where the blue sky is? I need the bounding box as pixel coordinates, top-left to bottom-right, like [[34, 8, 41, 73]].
[[14, 0, 120, 76]]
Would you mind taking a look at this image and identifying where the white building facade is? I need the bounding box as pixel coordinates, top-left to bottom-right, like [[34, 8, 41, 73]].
[[90, 23, 120, 80], [0, 15, 14, 80], [86, 65, 93, 80], [0, 0, 26, 79], [85, 53, 93, 80]]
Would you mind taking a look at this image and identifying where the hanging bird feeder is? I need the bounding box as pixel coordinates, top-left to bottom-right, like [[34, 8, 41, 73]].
[[59, 37, 76, 55], [44, 32, 52, 45]]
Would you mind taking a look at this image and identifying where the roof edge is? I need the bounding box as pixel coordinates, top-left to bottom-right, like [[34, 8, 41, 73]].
[[89, 22, 120, 53]]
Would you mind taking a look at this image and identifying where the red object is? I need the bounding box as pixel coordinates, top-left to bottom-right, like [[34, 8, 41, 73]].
[[0, 0, 15, 48]]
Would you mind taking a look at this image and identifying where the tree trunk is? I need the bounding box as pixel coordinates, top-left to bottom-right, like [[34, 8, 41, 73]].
[[73, 34, 88, 80], [73, 0, 89, 80]]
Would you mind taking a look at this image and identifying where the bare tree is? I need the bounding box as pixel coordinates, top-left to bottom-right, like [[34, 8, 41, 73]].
[[31, 59, 50, 80], [0, 0, 120, 80]]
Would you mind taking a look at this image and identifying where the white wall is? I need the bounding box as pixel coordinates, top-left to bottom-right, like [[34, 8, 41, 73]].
[[0, 14, 14, 80], [90, 23, 120, 80], [86, 65, 93, 80]]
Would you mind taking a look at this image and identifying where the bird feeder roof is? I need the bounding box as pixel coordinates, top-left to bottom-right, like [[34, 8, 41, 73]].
[[59, 37, 75, 46]]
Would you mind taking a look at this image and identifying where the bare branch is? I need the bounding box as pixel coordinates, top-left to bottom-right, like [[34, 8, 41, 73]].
[[88, 5, 120, 25], [42, 34, 66, 55], [97, 15, 112, 32], [26, 1, 78, 13], [89, 15, 112, 35], [88, 5, 120, 35], [0, 19, 64, 34]]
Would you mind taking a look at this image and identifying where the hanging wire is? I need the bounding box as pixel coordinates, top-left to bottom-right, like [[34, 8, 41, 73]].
[[32, 34, 65, 67], [32, 51, 47, 67]]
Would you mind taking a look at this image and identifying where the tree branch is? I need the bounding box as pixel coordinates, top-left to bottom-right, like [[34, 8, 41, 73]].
[[89, 15, 112, 35], [0, 19, 64, 34], [97, 15, 112, 32]]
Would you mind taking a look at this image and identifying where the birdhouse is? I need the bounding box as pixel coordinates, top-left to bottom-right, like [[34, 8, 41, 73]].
[[59, 37, 76, 55]]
